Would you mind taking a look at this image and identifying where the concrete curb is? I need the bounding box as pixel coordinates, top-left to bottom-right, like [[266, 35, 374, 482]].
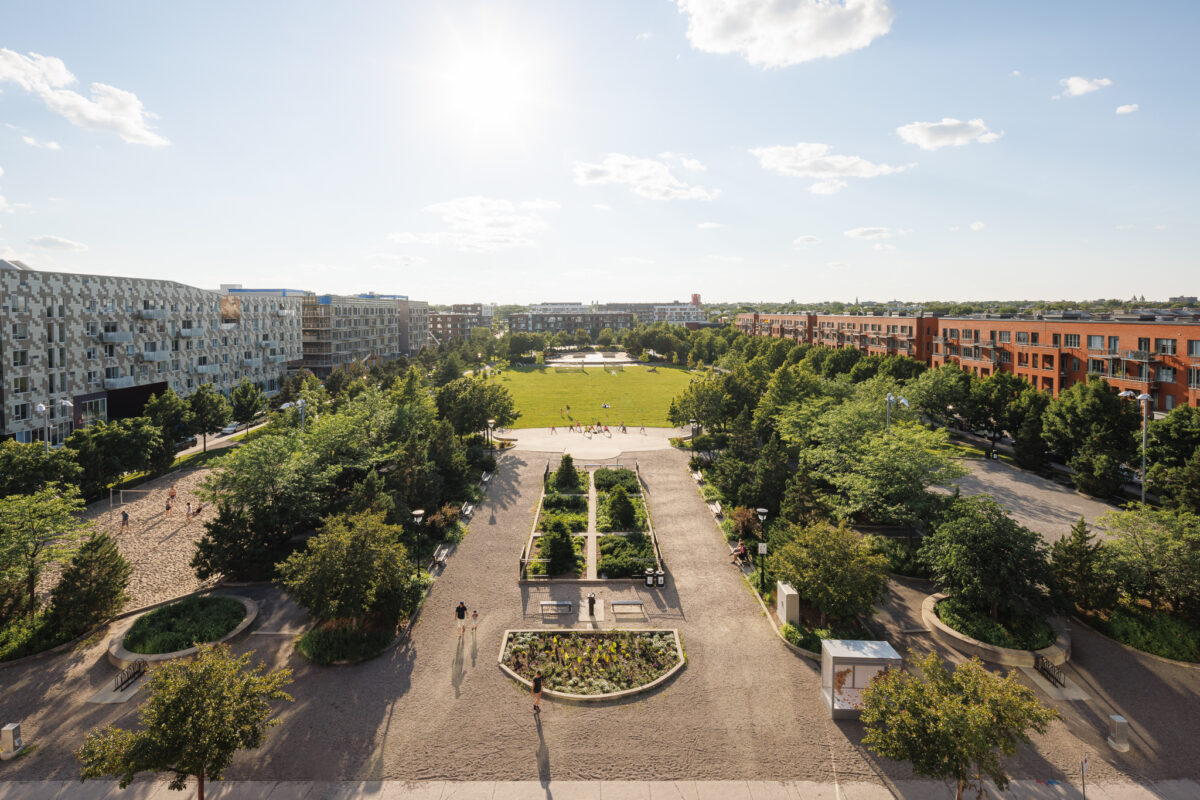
[[497, 628, 686, 703], [107, 595, 259, 669], [1072, 613, 1200, 670], [922, 593, 1070, 667]]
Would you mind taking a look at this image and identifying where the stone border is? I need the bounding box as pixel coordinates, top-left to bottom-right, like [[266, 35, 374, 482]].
[[921, 593, 1069, 667], [497, 628, 686, 702], [107, 595, 259, 669], [1072, 614, 1200, 671]]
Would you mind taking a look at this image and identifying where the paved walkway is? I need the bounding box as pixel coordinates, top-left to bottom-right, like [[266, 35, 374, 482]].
[[503, 427, 678, 460], [2, 778, 1194, 799]]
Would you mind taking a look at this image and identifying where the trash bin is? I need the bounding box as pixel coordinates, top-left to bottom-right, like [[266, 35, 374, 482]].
[[644, 568, 654, 587], [587, 593, 596, 616], [656, 569, 665, 587]]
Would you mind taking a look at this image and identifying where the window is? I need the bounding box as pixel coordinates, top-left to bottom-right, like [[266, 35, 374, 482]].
[[104, 344, 115, 358], [12, 377, 29, 393], [1030, 332, 1039, 345], [103, 321, 119, 334], [1156, 338, 1177, 355], [1072, 357, 1082, 372], [1031, 354, 1039, 368], [12, 403, 30, 421], [998, 350, 1012, 364], [1139, 337, 1151, 352], [1016, 331, 1030, 344], [998, 331, 1011, 343], [1088, 359, 1108, 374], [1087, 335, 1104, 350], [81, 398, 106, 424], [11, 350, 28, 367], [1064, 333, 1080, 348], [1158, 366, 1177, 384], [11, 322, 28, 339], [87, 321, 99, 336], [87, 370, 99, 385], [1188, 340, 1200, 358], [1043, 355, 1055, 369]]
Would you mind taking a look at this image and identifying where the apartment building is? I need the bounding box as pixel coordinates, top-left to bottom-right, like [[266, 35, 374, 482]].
[[736, 310, 1200, 412], [353, 293, 429, 356], [509, 310, 635, 337], [0, 264, 302, 445], [451, 303, 495, 322], [600, 301, 706, 325], [300, 294, 403, 377], [429, 310, 483, 343]]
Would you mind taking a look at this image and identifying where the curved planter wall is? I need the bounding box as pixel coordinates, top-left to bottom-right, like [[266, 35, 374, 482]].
[[107, 595, 259, 669], [921, 593, 1070, 667], [497, 628, 685, 702]]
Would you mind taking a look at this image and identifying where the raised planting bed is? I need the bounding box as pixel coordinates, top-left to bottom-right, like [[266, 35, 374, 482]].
[[597, 533, 656, 579], [499, 629, 684, 700], [1078, 604, 1200, 664], [109, 595, 257, 668], [537, 509, 588, 533], [596, 494, 648, 533], [526, 535, 586, 577], [781, 620, 873, 654], [935, 597, 1056, 651], [593, 467, 640, 495], [922, 594, 1069, 667], [296, 620, 398, 666]]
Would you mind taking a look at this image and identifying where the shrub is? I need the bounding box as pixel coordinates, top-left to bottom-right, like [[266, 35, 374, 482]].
[[541, 518, 581, 576], [295, 623, 396, 665], [1101, 605, 1200, 663], [727, 506, 762, 541], [479, 452, 498, 473], [0, 611, 71, 662], [124, 596, 245, 654], [604, 486, 636, 531], [864, 534, 930, 580], [935, 597, 1055, 651], [47, 532, 131, 637], [594, 468, 639, 494], [552, 454, 583, 492], [597, 492, 646, 533], [688, 454, 713, 472], [597, 532, 654, 578], [781, 619, 869, 652], [542, 493, 587, 512], [538, 510, 587, 532]]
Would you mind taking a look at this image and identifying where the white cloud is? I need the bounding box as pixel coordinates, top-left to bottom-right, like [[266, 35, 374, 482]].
[[619, 256, 656, 265], [592, 204, 611, 212], [573, 153, 718, 201], [388, 196, 556, 253], [949, 226, 960, 232], [706, 254, 744, 263], [896, 118, 1002, 150], [1114, 224, 1135, 231], [0, 166, 10, 213], [636, 32, 654, 41], [1116, 103, 1139, 115], [675, 0, 895, 69], [28, 234, 87, 251], [751, 142, 911, 194], [1055, 76, 1112, 99], [844, 227, 892, 240], [793, 235, 821, 249], [825, 261, 847, 269], [1011, 70, 1021, 77], [873, 243, 895, 251], [1154, 224, 1168, 231], [519, 198, 560, 210], [657, 151, 708, 171], [21, 135, 60, 150], [697, 221, 725, 229], [0, 49, 169, 145], [968, 221, 985, 232]]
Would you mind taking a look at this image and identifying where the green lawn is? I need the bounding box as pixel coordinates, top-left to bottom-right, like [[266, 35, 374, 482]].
[[497, 365, 696, 429]]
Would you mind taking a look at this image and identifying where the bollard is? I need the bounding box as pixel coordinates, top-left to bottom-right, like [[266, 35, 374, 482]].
[[1107, 714, 1130, 752], [588, 593, 596, 616], [1, 723, 23, 761]]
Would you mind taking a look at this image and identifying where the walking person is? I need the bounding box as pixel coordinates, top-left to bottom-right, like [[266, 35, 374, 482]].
[[532, 669, 543, 712], [121, 510, 129, 529], [455, 601, 468, 638], [471, 609, 479, 631], [186, 501, 192, 519], [168, 485, 177, 502], [165, 498, 172, 517]]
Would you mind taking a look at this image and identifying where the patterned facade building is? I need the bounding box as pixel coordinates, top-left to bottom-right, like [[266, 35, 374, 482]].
[[300, 294, 403, 377], [508, 310, 635, 337], [0, 264, 302, 445], [737, 310, 1200, 413], [600, 301, 706, 325]]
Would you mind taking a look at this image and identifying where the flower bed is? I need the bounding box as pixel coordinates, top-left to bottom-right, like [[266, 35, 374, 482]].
[[597, 533, 656, 578], [526, 535, 586, 577], [123, 595, 246, 655], [501, 630, 682, 696]]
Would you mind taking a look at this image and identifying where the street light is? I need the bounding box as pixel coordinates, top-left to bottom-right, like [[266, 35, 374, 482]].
[[1118, 390, 1153, 504], [487, 418, 495, 449], [756, 508, 769, 595], [280, 398, 308, 432], [35, 403, 49, 455], [885, 393, 909, 433], [690, 418, 697, 442]]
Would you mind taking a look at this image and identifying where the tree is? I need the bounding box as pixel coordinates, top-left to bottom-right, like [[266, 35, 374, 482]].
[[323, 368, 350, 398], [229, 379, 267, 430], [604, 485, 636, 531], [1067, 439, 1124, 497], [65, 418, 162, 497], [1048, 518, 1113, 613], [188, 385, 232, 453], [433, 353, 463, 386], [0, 439, 82, 497], [965, 371, 1029, 455], [276, 511, 411, 624], [541, 517, 578, 575], [860, 651, 1057, 800], [920, 495, 1049, 621], [553, 454, 582, 492], [1145, 406, 1200, 510], [1010, 388, 1050, 471], [596, 327, 615, 347], [1101, 506, 1200, 620], [1041, 376, 1138, 465], [47, 532, 131, 636], [77, 643, 293, 800], [772, 522, 888, 623], [145, 389, 195, 472], [436, 377, 518, 440], [0, 484, 89, 618], [907, 365, 971, 429], [667, 376, 726, 431]]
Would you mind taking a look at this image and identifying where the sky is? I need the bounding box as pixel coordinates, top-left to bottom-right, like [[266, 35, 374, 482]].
[[0, 1, 1196, 305]]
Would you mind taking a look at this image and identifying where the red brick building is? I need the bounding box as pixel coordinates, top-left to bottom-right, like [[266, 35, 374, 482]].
[[736, 311, 1200, 413]]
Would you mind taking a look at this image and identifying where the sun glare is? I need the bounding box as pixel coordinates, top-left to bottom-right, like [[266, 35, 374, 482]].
[[432, 41, 543, 139]]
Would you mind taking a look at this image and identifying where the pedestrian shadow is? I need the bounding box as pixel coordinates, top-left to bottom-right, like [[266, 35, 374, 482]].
[[470, 629, 478, 668], [535, 711, 550, 787], [452, 636, 466, 698]]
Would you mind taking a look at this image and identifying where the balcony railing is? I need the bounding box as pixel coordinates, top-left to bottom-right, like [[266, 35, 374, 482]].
[[193, 363, 219, 375], [137, 351, 169, 362], [219, 321, 239, 331], [179, 327, 204, 338], [1123, 349, 1152, 362], [104, 376, 135, 389], [1088, 348, 1120, 356], [139, 308, 168, 320], [260, 339, 277, 348], [101, 331, 133, 343], [267, 354, 288, 363], [242, 357, 263, 367]]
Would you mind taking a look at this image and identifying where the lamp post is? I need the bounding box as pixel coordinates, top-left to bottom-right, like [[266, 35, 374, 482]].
[[1118, 390, 1152, 504], [59, 399, 74, 445], [487, 418, 495, 449], [756, 507, 768, 595], [885, 393, 909, 433], [36, 403, 49, 455], [690, 417, 697, 442], [411, 508, 425, 585], [280, 398, 308, 432]]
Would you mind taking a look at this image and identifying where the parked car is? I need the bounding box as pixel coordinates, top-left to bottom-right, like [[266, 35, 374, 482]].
[[220, 423, 240, 435], [174, 435, 198, 452]]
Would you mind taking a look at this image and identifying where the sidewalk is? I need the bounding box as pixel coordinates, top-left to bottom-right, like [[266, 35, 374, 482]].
[[0, 778, 1189, 798]]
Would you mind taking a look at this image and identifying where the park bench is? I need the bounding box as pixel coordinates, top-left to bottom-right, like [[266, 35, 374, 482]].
[[610, 600, 645, 615], [710, 501, 723, 518], [461, 502, 474, 517], [481, 472, 493, 484], [729, 545, 752, 568], [691, 471, 703, 483], [539, 600, 572, 614], [431, 543, 452, 570], [114, 659, 147, 692]]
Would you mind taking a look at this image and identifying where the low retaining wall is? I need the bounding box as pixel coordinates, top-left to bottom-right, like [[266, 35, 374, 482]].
[[921, 593, 1069, 667], [107, 595, 259, 669], [497, 629, 685, 702], [1072, 614, 1200, 671]]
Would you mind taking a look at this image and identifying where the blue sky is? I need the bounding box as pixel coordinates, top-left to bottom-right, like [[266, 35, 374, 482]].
[[0, 1, 1195, 304]]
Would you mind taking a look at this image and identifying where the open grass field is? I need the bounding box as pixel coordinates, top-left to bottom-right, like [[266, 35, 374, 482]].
[[497, 364, 696, 428]]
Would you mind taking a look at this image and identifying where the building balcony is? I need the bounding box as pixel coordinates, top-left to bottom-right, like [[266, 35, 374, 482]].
[[139, 308, 168, 320], [101, 331, 133, 343], [1088, 348, 1120, 356], [242, 357, 263, 367], [277, 309, 295, 317], [260, 339, 278, 348], [104, 376, 135, 389], [179, 327, 205, 338], [1123, 349, 1153, 362], [137, 351, 169, 362], [267, 354, 287, 363], [193, 363, 220, 375], [962, 353, 998, 365], [219, 321, 239, 331]]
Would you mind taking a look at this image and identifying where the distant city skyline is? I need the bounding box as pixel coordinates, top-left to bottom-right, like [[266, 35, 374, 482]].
[[0, 1, 1195, 303]]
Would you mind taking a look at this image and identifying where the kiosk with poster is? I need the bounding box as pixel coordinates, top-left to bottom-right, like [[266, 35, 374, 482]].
[[820, 639, 902, 719]]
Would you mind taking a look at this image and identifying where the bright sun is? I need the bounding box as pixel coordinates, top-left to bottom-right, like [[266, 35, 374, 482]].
[[432, 42, 543, 138]]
